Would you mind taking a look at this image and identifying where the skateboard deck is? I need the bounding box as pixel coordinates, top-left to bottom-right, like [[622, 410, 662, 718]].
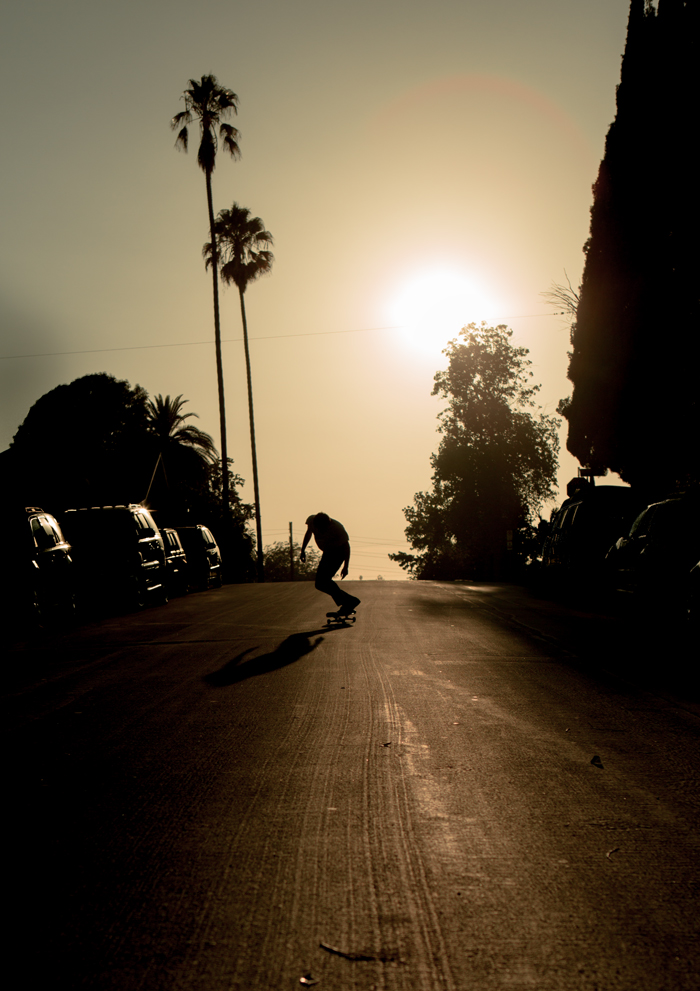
[[325, 610, 356, 626]]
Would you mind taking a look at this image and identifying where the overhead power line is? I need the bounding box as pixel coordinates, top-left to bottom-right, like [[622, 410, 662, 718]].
[[0, 313, 567, 361]]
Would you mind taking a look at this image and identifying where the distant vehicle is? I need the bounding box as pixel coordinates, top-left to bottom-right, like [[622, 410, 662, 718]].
[[606, 496, 700, 616], [176, 525, 223, 590], [162, 527, 189, 596], [60, 505, 167, 611], [4, 506, 75, 630], [540, 483, 641, 593]]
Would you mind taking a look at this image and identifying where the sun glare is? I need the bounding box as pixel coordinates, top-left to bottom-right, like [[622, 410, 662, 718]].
[[388, 269, 500, 356]]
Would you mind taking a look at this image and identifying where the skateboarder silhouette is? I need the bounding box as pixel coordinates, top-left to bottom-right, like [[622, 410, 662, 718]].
[[300, 513, 361, 617]]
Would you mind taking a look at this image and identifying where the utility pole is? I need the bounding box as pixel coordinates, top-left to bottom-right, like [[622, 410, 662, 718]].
[[289, 522, 295, 582]]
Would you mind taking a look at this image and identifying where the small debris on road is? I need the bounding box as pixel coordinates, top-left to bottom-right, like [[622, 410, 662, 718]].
[[319, 941, 401, 964], [591, 755, 604, 769], [299, 974, 320, 986], [382, 742, 392, 747], [606, 847, 620, 860], [320, 941, 376, 961]]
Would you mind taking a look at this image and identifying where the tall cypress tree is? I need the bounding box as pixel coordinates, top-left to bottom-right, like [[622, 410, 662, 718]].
[[564, 0, 699, 495]]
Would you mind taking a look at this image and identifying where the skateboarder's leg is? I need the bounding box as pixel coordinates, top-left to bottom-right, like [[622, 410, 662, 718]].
[[315, 551, 358, 610]]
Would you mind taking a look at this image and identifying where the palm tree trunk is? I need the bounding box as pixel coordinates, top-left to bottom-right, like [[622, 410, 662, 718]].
[[205, 170, 230, 512], [239, 288, 264, 581]]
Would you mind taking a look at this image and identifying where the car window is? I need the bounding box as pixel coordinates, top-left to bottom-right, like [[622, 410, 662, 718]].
[[31, 516, 60, 549], [134, 514, 155, 534], [52, 521, 66, 543], [629, 506, 656, 537], [556, 507, 573, 530], [45, 517, 65, 543], [648, 501, 686, 535]]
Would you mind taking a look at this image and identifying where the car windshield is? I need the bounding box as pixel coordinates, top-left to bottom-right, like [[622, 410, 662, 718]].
[[31, 516, 61, 549]]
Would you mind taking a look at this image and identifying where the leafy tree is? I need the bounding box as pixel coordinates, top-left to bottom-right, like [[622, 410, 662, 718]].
[[563, 0, 700, 495], [171, 74, 240, 510], [198, 459, 256, 584], [7, 373, 152, 510], [204, 203, 274, 580], [391, 324, 559, 579], [263, 541, 320, 582]]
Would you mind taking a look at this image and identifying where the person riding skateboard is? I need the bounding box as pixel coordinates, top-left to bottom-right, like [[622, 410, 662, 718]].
[[300, 513, 361, 616]]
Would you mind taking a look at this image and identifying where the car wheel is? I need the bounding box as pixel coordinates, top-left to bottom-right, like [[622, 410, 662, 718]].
[[129, 576, 147, 610]]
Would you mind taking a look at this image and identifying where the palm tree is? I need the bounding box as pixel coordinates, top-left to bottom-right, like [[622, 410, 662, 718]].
[[204, 204, 274, 581], [171, 75, 240, 511], [144, 394, 219, 506], [146, 394, 218, 462]]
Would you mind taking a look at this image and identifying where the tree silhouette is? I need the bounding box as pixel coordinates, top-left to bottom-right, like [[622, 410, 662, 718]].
[[144, 394, 218, 507], [563, 0, 700, 495], [171, 74, 240, 511], [6, 373, 152, 510], [146, 394, 218, 463], [204, 203, 274, 581], [391, 324, 559, 579], [263, 541, 320, 582]]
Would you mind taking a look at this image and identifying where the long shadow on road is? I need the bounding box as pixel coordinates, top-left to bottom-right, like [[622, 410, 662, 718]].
[[204, 626, 347, 686]]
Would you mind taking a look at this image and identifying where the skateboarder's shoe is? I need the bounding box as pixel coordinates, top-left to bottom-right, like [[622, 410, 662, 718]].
[[338, 596, 361, 616]]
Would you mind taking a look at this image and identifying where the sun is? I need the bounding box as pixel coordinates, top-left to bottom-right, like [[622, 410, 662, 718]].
[[388, 268, 500, 356]]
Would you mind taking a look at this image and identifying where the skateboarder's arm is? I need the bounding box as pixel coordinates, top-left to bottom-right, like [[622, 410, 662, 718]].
[[300, 525, 313, 562], [340, 542, 350, 579]]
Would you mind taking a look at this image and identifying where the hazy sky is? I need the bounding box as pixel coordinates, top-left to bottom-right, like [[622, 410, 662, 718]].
[[0, 0, 631, 578]]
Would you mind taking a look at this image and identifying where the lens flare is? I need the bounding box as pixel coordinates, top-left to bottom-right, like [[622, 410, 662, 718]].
[[388, 270, 499, 356]]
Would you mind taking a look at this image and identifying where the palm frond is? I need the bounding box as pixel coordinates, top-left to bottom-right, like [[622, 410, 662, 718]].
[[202, 238, 215, 270], [173, 126, 189, 152], [219, 122, 241, 159], [197, 128, 216, 173], [146, 393, 218, 462], [170, 109, 190, 128]]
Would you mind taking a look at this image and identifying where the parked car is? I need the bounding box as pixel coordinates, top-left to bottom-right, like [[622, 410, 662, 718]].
[[606, 496, 700, 616], [60, 505, 167, 611], [4, 506, 75, 630], [162, 527, 189, 596], [540, 483, 641, 594], [176, 525, 223, 590]]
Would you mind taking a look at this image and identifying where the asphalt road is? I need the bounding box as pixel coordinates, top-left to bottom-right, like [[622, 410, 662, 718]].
[[6, 580, 700, 990]]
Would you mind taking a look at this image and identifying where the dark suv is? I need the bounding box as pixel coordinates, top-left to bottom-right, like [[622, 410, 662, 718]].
[[4, 506, 75, 630], [176, 526, 223, 590], [60, 505, 167, 611], [606, 496, 700, 615], [162, 527, 189, 596], [540, 484, 641, 593]]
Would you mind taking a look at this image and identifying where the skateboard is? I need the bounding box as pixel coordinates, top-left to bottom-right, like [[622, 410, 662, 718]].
[[325, 610, 356, 626]]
